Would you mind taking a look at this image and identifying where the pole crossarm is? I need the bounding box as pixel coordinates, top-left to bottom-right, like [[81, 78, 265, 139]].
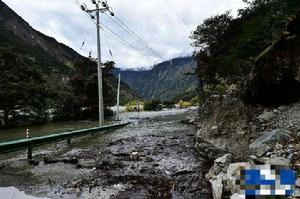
[[86, 8, 107, 13], [81, 1, 114, 16]]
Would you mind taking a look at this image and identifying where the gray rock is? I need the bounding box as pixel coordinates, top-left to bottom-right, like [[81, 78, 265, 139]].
[[249, 129, 293, 156], [211, 125, 219, 135], [274, 143, 283, 150], [77, 159, 95, 169], [210, 173, 226, 199], [181, 117, 197, 125], [287, 153, 293, 160], [294, 187, 300, 197], [227, 162, 249, 194], [130, 152, 139, 161], [206, 153, 232, 180], [215, 153, 232, 165], [230, 193, 244, 199], [249, 155, 258, 163], [236, 127, 246, 135], [258, 111, 275, 122], [278, 106, 287, 111], [195, 140, 226, 161], [165, 170, 171, 176], [262, 157, 291, 166], [296, 178, 300, 188], [205, 167, 215, 180]]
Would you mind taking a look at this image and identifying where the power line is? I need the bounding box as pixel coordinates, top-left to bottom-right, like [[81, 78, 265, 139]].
[[74, 0, 156, 65], [114, 15, 163, 59], [91, 16, 156, 65], [73, 0, 96, 50], [101, 23, 156, 64], [73, 0, 156, 65], [104, 13, 164, 60]]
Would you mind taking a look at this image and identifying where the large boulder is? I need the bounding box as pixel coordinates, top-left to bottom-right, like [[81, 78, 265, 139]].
[[226, 162, 249, 195], [249, 129, 293, 156], [210, 173, 226, 199], [206, 153, 233, 180], [195, 136, 226, 161], [195, 95, 251, 160], [215, 153, 232, 166], [208, 161, 249, 199], [258, 111, 275, 122], [262, 156, 291, 166]]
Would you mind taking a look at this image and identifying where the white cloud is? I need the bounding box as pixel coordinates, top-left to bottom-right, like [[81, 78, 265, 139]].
[[2, 0, 246, 69]]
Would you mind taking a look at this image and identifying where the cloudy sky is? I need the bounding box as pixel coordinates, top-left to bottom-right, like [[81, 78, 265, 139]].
[[3, 0, 246, 69]]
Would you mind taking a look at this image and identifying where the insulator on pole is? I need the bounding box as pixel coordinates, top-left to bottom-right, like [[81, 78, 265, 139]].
[[92, 0, 96, 5], [102, 2, 107, 8], [26, 129, 30, 139], [80, 5, 86, 11]]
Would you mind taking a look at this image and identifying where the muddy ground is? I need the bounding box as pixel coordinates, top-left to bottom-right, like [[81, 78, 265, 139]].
[[0, 108, 211, 199]]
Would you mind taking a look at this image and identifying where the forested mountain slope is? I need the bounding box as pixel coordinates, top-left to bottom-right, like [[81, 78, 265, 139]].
[[0, 0, 136, 127], [113, 57, 198, 101]]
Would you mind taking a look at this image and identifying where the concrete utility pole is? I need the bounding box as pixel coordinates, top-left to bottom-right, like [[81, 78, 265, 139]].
[[137, 100, 140, 119], [81, 0, 114, 126], [116, 73, 121, 121], [95, 3, 104, 126]]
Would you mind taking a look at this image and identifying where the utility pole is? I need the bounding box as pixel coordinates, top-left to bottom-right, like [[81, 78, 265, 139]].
[[137, 100, 140, 120], [116, 73, 121, 121], [81, 1, 114, 126]]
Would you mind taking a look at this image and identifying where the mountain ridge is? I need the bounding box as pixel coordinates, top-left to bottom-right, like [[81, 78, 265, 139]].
[[0, 0, 83, 67], [0, 0, 137, 127], [112, 56, 198, 101]]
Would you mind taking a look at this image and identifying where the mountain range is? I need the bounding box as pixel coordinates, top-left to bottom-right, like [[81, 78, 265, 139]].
[[0, 0, 137, 104], [0, 0, 198, 106], [0, 0, 81, 71], [113, 57, 198, 101]]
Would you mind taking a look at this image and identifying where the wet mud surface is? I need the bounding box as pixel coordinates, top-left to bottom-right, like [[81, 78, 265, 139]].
[[0, 108, 212, 199]]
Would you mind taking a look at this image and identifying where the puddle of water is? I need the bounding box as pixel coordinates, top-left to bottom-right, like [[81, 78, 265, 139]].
[[0, 187, 50, 199], [0, 121, 102, 143], [0, 107, 196, 143]]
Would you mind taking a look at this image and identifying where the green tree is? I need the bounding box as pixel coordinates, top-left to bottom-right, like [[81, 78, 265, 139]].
[[190, 12, 233, 85], [144, 100, 162, 111], [191, 0, 300, 88], [55, 59, 115, 121], [0, 51, 48, 127]]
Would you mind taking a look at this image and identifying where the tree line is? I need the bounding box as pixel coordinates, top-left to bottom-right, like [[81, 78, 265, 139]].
[[0, 50, 115, 128], [190, 0, 300, 102]]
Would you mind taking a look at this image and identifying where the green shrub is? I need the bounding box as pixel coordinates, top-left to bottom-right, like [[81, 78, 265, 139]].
[[190, 97, 199, 106], [144, 100, 162, 111], [162, 101, 175, 108], [177, 100, 191, 108], [125, 100, 143, 112]]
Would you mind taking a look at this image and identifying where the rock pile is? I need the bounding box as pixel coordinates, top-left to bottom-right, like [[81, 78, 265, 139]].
[[196, 95, 300, 198]]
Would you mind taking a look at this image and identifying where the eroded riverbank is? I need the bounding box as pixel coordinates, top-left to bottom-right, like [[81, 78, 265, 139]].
[[0, 108, 211, 199]]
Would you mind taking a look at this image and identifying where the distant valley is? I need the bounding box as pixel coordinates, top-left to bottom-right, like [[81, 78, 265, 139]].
[[113, 57, 198, 101]]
